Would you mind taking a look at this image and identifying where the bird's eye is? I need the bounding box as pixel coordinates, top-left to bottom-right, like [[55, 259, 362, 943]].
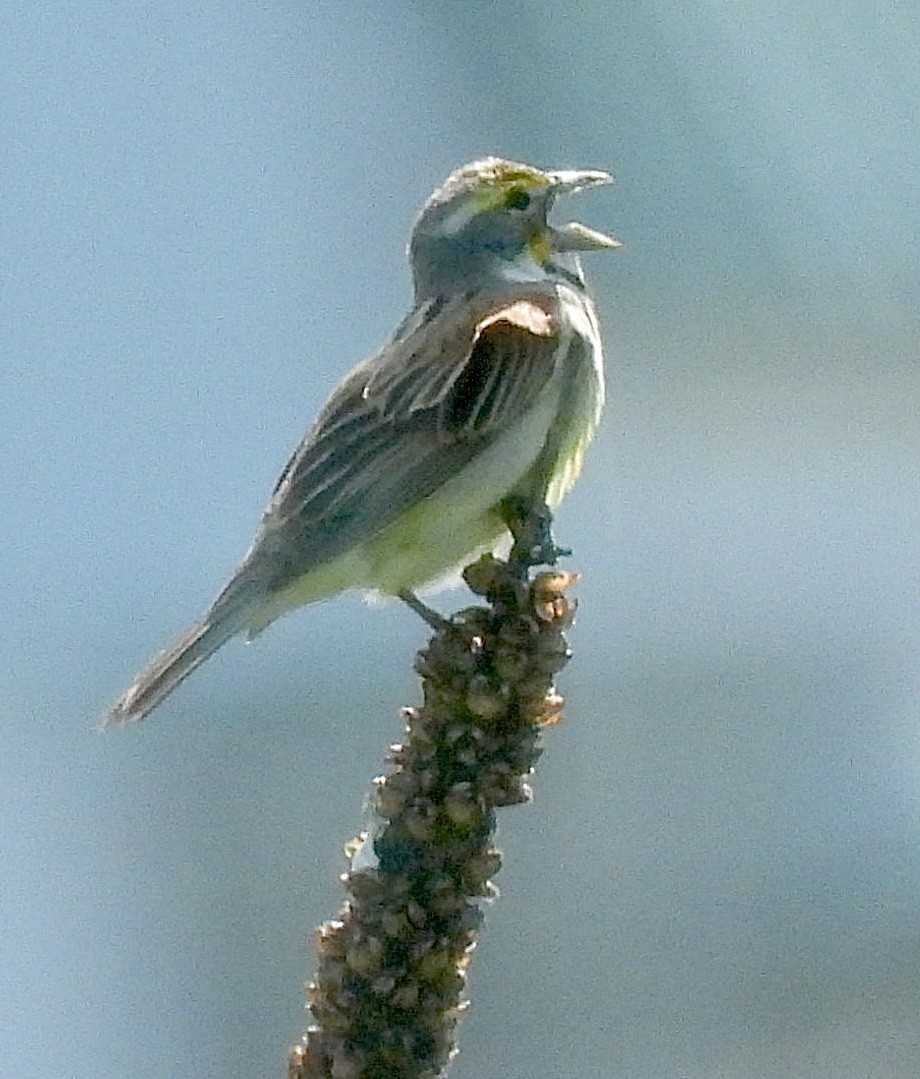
[[506, 189, 531, 211]]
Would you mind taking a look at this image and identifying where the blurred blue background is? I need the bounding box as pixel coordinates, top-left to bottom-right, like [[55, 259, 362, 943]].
[[3, 3, 919, 1077]]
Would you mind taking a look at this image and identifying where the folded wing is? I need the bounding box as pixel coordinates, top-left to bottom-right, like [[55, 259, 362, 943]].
[[244, 290, 564, 593]]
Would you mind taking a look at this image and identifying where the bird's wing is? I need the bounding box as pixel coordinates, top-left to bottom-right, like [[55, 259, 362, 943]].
[[247, 289, 567, 589]]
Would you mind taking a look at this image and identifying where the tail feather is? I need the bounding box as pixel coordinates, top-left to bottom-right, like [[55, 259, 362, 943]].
[[103, 611, 245, 728]]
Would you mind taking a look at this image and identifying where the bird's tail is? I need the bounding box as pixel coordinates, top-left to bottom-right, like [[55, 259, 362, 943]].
[[103, 606, 248, 729]]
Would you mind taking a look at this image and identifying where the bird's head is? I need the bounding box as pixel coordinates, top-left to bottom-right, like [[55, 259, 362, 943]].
[[409, 157, 620, 301]]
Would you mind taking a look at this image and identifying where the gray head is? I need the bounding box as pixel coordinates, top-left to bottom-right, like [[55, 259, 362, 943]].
[[409, 157, 620, 302]]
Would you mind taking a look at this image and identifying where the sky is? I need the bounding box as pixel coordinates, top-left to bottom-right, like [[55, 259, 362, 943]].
[[3, 3, 920, 1077]]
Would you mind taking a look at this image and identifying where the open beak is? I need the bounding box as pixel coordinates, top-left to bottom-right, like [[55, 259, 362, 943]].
[[546, 168, 612, 194], [546, 168, 621, 252]]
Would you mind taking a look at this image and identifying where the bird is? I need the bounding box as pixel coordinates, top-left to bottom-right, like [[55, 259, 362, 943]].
[[105, 156, 619, 727]]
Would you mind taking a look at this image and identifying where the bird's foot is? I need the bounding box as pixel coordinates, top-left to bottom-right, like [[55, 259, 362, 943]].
[[500, 496, 570, 573], [398, 590, 450, 631]]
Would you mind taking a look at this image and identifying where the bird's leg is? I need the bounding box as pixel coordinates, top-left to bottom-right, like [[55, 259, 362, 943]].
[[500, 495, 571, 571], [398, 589, 450, 631]]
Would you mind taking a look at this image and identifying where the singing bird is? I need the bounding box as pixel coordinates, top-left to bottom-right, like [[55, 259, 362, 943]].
[[106, 157, 618, 727]]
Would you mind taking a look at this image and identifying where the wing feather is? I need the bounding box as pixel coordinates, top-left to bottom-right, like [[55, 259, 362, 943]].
[[249, 288, 565, 591]]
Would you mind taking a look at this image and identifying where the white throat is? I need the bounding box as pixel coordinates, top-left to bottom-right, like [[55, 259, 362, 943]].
[[494, 251, 556, 284]]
